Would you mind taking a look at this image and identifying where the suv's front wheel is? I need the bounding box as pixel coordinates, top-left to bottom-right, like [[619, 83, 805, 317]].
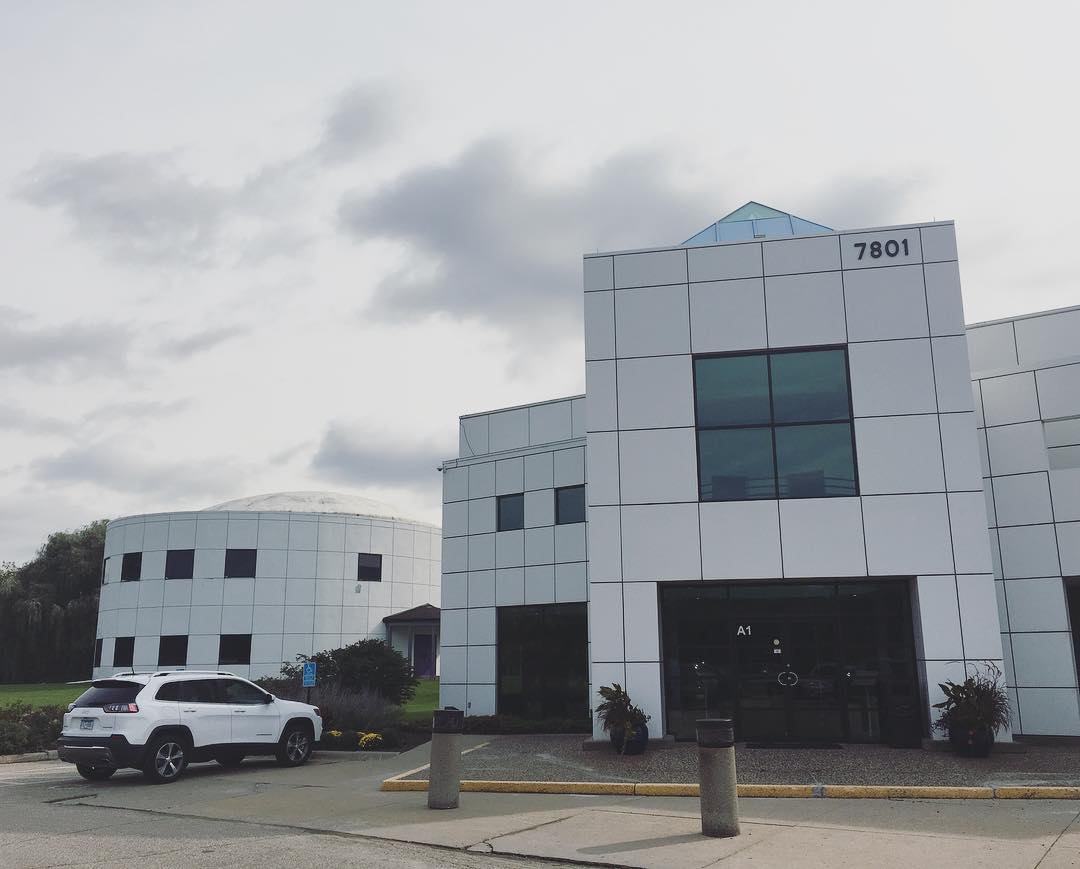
[[143, 734, 188, 784], [276, 723, 313, 766]]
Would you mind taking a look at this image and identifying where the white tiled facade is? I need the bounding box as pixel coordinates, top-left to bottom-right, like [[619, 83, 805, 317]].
[[440, 396, 588, 715], [96, 497, 441, 681], [443, 209, 1080, 741], [969, 306, 1080, 735]]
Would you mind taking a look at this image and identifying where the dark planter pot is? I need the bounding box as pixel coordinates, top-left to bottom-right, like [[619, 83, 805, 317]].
[[609, 723, 649, 756], [948, 724, 994, 758]]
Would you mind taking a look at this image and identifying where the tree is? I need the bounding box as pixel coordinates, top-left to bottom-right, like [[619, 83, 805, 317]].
[[285, 639, 418, 705], [0, 521, 107, 683]]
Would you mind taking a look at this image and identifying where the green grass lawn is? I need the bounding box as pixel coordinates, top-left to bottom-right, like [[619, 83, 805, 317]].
[[0, 682, 86, 708], [402, 677, 439, 724]]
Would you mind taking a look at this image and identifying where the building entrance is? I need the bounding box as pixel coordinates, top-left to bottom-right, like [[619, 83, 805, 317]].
[[661, 581, 922, 745]]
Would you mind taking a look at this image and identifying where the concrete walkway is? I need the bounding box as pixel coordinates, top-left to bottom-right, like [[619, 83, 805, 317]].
[[7, 740, 1080, 867]]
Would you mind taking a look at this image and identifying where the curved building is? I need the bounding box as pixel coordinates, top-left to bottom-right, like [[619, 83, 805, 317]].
[[93, 491, 441, 681]]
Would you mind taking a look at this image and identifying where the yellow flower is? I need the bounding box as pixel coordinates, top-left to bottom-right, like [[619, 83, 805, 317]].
[[358, 732, 383, 750], [328, 730, 342, 738]]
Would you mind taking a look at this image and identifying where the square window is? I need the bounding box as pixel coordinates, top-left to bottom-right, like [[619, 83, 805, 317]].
[[121, 552, 142, 582], [694, 347, 858, 502], [93, 638, 103, 668], [555, 485, 586, 525], [770, 350, 851, 423], [224, 549, 257, 578], [694, 354, 771, 427], [774, 423, 857, 497], [113, 636, 135, 668], [165, 549, 195, 580], [357, 552, 383, 581], [218, 634, 252, 666], [698, 427, 776, 500], [157, 635, 189, 667], [497, 493, 525, 531]]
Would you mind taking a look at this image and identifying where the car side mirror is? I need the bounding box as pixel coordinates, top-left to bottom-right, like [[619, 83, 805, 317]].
[[264, 694, 274, 704]]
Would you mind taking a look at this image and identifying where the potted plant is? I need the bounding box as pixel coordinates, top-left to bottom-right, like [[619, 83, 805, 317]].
[[595, 683, 651, 756], [932, 664, 1010, 757]]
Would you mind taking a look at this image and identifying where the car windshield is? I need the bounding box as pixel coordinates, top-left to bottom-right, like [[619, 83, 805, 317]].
[[72, 680, 142, 708]]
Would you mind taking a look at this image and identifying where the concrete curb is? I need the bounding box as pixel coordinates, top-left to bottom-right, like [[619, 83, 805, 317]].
[[0, 750, 59, 765], [379, 776, 1080, 800]]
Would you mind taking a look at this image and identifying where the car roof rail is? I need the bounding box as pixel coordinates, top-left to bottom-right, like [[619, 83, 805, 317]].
[[148, 669, 238, 678]]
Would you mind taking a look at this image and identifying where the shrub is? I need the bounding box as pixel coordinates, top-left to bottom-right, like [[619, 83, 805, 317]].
[[933, 664, 1011, 733], [0, 703, 64, 753], [0, 720, 32, 755], [282, 639, 418, 705], [312, 685, 403, 733]]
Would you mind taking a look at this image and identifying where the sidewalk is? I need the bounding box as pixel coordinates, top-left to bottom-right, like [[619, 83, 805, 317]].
[[49, 738, 1080, 868]]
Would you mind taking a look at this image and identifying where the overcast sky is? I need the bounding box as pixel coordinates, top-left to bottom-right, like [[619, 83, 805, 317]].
[[2, 2, 1078, 563]]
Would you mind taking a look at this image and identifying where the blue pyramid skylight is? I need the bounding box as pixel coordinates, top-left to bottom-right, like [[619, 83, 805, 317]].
[[683, 201, 831, 246]]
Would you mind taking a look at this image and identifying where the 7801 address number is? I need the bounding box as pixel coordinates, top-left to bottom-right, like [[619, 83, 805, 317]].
[[854, 239, 910, 260]]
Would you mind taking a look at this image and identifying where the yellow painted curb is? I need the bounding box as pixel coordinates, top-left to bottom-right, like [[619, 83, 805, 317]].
[[380, 778, 1080, 800], [739, 784, 816, 798], [823, 785, 993, 800], [994, 787, 1080, 800]]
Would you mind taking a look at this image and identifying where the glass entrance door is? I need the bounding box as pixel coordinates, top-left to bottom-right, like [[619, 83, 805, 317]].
[[661, 580, 920, 743]]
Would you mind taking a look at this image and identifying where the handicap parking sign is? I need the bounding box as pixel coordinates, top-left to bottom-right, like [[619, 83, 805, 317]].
[[302, 661, 317, 688]]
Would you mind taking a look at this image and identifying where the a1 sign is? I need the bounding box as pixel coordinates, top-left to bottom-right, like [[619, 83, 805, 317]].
[[302, 661, 317, 688]]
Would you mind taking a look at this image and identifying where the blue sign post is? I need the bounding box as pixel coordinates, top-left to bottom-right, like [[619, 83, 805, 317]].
[[303, 661, 316, 704]]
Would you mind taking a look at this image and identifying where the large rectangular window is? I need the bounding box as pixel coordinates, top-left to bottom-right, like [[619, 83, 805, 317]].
[[694, 348, 857, 501], [224, 549, 257, 578], [158, 635, 188, 667], [218, 634, 252, 666], [93, 638, 103, 668], [497, 493, 525, 531], [555, 485, 586, 525], [113, 636, 135, 668], [357, 553, 383, 581], [165, 549, 195, 580], [497, 603, 589, 722], [120, 552, 142, 582]]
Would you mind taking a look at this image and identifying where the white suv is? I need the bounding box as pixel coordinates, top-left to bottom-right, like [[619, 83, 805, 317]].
[[57, 671, 322, 783]]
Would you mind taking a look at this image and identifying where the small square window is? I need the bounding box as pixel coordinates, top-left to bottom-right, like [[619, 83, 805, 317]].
[[218, 634, 252, 666], [555, 485, 586, 525], [113, 636, 135, 668], [165, 549, 195, 580], [158, 635, 189, 667], [93, 638, 103, 668], [497, 493, 524, 531], [224, 549, 257, 578], [120, 552, 142, 582], [358, 553, 383, 582]]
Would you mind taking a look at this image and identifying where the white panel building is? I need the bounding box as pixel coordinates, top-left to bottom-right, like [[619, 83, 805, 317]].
[[94, 492, 441, 681], [440, 203, 1080, 743]]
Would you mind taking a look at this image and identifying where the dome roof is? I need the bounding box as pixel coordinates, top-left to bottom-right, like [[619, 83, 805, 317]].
[[205, 491, 419, 523]]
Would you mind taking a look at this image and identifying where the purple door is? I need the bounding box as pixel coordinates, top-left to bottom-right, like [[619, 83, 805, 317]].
[[413, 633, 435, 678]]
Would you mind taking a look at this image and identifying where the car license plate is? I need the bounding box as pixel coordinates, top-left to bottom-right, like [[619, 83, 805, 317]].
[[80, 718, 94, 731]]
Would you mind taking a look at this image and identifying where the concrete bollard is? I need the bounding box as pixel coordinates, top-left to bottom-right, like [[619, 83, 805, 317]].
[[696, 718, 740, 838], [428, 707, 464, 809]]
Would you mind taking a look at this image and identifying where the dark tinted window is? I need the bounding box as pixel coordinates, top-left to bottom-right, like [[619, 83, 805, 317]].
[[113, 636, 135, 668], [555, 485, 586, 525], [694, 348, 857, 501], [178, 679, 220, 703], [498, 604, 588, 721], [221, 679, 267, 705], [358, 553, 382, 581], [73, 680, 141, 708], [157, 635, 188, 667], [224, 549, 257, 578], [165, 549, 195, 580], [93, 638, 103, 668], [101, 558, 108, 586], [497, 493, 524, 531], [694, 354, 771, 427], [155, 682, 180, 701], [219, 634, 252, 665], [120, 553, 142, 582]]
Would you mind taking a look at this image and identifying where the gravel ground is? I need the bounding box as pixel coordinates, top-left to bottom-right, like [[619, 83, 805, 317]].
[[405, 734, 1080, 786]]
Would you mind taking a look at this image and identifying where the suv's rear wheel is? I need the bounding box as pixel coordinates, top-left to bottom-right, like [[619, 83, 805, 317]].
[[143, 734, 188, 784], [276, 723, 313, 766], [76, 764, 115, 781]]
